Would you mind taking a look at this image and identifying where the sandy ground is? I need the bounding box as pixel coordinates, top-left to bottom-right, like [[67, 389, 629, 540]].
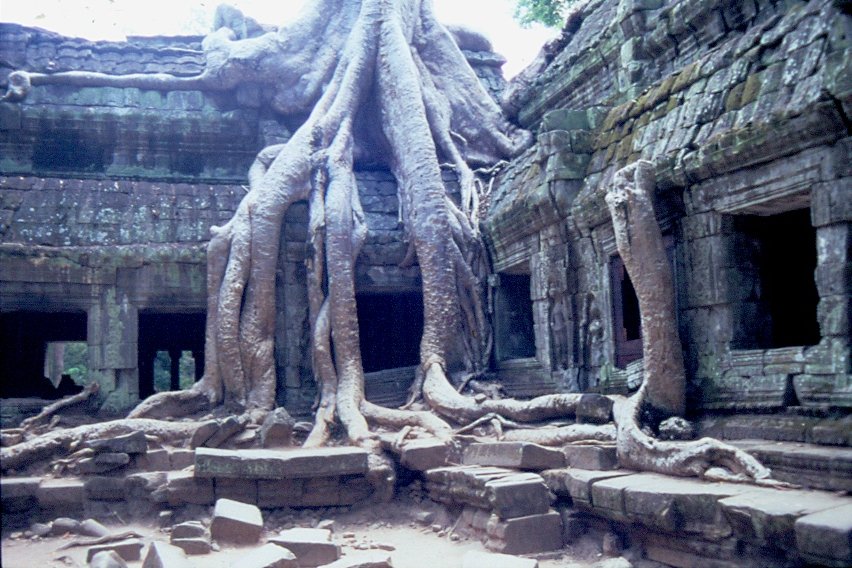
[[1, 496, 630, 568]]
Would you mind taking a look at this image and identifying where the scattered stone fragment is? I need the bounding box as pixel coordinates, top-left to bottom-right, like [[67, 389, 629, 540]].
[[399, 439, 449, 471], [413, 511, 434, 526], [158, 511, 174, 528], [210, 498, 263, 545], [602, 531, 623, 556], [205, 416, 247, 448], [142, 541, 192, 568], [30, 522, 52, 537], [463, 442, 565, 470], [88, 431, 148, 454], [237, 543, 298, 568], [261, 407, 295, 448], [86, 539, 144, 563], [372, 542, 395, 551], [52, 517, 82, 535], [190, 420, 220, 449], [318, 550, 393, 568], [575, 394, 614, 424], [171, 521, 206, 539], [172, 537, 212, 555], [269, 527, 340, 567], [317, 519, 336, 532], [89, 550, 128, 568], [79, 518, 112, 538], [79, 452, 131, 474], [462, 550, 538, 568]]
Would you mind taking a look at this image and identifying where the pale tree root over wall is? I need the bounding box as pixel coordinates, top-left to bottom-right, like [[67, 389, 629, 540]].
[[2, 3, 774, 486]]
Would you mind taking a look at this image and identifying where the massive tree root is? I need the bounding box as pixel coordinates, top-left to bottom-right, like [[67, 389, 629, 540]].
[[2, 2, 773, 485]]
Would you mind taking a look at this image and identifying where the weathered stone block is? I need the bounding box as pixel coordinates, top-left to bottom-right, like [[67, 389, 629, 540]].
[[485, 510, 563, 554], [80, 518, 112, 537], [462, 550, 538, 568], [541, 109, 589, 132], [563, 444, 619, 470], [238, 543, 298, 568], [795, 503, 852, 567], [210, 498, 263, 545], [84, 477, 126, 501], [257, 479, 304, 508], [171, 521, 206, 540], [462, 442, 565, 470], [1, 477, 40, 512], [171, 537, 212, 555], [89, 550, 128, 568], [701, 373, 792, 410], [79, 452, 131, 474], [720, 489, 849, 547], [142, 541, 192, 568], [86, 539, 144, 562], [165, 471, 214, 506], [794, 374, 852, 408], [399, 439, 449, 471], [215, 478, 258, 504], [260, 407, 295, 448], [195, 447, 369, 479], [268, 528, 340, 567]]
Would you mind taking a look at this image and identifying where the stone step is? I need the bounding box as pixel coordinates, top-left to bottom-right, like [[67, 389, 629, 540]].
[[541, 468, 852, 567], [462, 442, 566, 470], [194, 446, 369, 479], [729, 439, 852, 492], [425, 465, 551, 519]]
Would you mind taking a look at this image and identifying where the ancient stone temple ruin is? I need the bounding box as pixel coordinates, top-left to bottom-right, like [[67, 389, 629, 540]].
[[1, 0, 849, 567]]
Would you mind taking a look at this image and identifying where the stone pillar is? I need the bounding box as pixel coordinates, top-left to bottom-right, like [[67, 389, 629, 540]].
[[88, 287, 139, 413]]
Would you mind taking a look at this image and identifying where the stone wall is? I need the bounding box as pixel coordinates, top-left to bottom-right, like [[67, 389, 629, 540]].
[[486, 0, 850, 416]]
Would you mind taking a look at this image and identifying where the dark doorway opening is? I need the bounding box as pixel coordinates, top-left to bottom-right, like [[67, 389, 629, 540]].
[[611, 256, 643, 368], [356, 293, 424, 373], [731, 209, 819, 349], [495, 273, 536, 362], [138, 312, 205, 399], [0, 311, 87, 398]]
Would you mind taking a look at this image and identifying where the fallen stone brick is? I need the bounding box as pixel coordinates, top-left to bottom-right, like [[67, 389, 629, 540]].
[[399, 439, 449, 471], [317, 550, 393, 568], [205, 416, 247, 448], [237, 543, 298, 568], [142, 541, 192, 568], [171, 537, 212, 555], [269, 527, 340, 567], [485, 510, 563, 554], [89, 550, 128, 568], [462, 550, 538, 568], [190, 420, 219, 449], [795, 502, 852, 567], [260, 407, 295, 448], [51, 517, 81, 535], [86, 539, 144, 562], [463, 442, 565, 470], [210, 498, 263, 545], [426, 466, 551, 519], [170, 521, 206, 539], [562, 445, 618, 470], [195, 447, 369, 479], [88, 431, 148, 455]]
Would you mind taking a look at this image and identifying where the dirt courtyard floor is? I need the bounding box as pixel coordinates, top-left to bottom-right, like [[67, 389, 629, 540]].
[[1, 490, 642, 568]]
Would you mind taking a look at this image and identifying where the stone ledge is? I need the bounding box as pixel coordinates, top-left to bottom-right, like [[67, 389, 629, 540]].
[[194, 447, 369, 479]]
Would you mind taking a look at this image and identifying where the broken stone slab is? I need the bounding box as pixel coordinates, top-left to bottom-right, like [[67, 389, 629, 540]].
[[210, 498, 263, 545], [539, 469, 633, 506], [462, 550, 538, 568], [87, 431, 148, 455], [260, 407, 295, 448], [86, 539, 144, 563], [38, 478, 85, 509], [795, 502, 852, 567], [195, 447, 369, 479], [79, 518, 112, 538], [205, 416, 248, 448], [317, 550, 393, 568], [51, 517, 82, 535], [485, 510, 563, 555], [462, 442, 566, 470], [79, 452, 131, 474], [89, 550, 128, 568], [269, 527, 340, 567], [426, 466, 552, 519], [170, 521, 206, 539], [720, 488, 850, 547], [562, 445, 619, 470], [171, 537, 212, 555], [190, 420, 220, 449], [142, 541, 192, 568], [236, 543, 298, 568], [398, 439, 449, 471]]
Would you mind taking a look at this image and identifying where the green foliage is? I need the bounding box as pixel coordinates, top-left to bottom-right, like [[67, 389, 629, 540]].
[[153, 350, 197, 392], [513, 0, 571, 27], [63, 341, 89, 384]]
